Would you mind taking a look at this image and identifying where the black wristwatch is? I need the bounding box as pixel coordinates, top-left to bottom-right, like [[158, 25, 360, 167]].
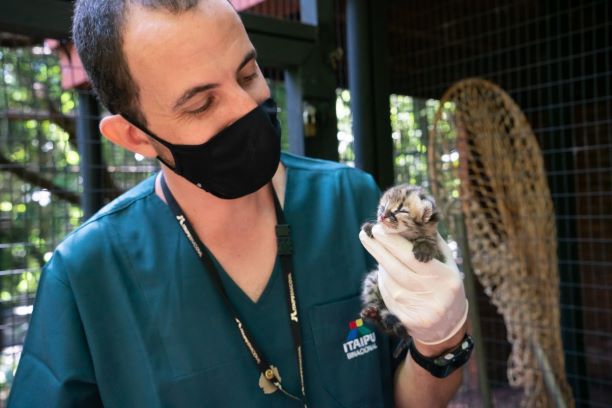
[[409, 333, 474, 378]]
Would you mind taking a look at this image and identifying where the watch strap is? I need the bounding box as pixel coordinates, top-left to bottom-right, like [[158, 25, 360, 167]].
[[409, 333, 474, 378]]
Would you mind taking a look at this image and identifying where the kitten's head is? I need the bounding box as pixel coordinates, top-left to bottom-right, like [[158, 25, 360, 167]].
[[376, 184, 439, 238]]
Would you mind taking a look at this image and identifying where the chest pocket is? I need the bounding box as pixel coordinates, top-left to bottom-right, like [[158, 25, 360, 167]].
[[308, 295, 388, 408]]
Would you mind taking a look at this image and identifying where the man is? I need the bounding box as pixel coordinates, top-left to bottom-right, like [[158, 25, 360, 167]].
[[8, 0, 471, 406]]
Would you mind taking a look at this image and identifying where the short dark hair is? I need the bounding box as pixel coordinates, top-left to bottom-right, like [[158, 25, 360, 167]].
[[72, 0, 200, 125]]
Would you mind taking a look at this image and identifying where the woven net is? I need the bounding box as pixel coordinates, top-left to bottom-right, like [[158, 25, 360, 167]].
[[428, 78, 574, 407]]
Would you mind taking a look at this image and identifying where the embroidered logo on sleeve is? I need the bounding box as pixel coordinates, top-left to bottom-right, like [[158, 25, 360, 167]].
[[342, 318, 378, 360]]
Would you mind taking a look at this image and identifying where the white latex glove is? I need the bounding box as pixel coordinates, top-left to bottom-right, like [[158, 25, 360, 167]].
[[359, 224, 468, 345]]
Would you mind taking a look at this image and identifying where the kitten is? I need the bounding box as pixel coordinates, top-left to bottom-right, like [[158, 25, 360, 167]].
[[360, 185, 445, 349]]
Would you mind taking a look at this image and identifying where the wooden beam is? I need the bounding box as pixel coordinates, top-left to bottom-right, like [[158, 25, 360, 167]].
[[239, 13, 316, 43], [248, 32, 314, 68], [0, 1, 316, 67], [0, 0, 73, 40], [243, 14, 316, 67]]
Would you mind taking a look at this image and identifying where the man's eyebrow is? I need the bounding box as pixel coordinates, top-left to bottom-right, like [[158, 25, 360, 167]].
[[173, 83, 219, 111], [172, 49, 258, 112], [236, 49, 257, 74]]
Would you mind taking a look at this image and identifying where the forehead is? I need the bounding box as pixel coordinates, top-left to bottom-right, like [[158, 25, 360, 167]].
[[384, 187, 408, 201], [122, 0, 249, 108]]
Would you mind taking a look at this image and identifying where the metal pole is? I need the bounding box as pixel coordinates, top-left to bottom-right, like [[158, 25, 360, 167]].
[[76, 90, 103, 219], [284, 69, 305, 156], [368, 0, 394, 189], [455, 213, 494, 408], [282, 0, 315, 157], [346, 0, 375, 174], [531, 338, 568, 408], [284, 0, 338, 161]]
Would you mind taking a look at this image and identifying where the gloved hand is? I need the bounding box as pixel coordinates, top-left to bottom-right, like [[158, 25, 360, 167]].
[[359, 224, 468, 345]]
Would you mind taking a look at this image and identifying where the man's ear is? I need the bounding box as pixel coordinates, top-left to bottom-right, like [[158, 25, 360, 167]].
[[99, 114, 158, 158]]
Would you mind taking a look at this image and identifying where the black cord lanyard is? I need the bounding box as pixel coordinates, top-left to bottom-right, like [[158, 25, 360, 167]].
[[160, 175, 307, 406]]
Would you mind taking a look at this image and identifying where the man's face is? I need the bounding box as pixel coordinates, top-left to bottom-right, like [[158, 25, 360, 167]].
[[122, 0, 270, 147]]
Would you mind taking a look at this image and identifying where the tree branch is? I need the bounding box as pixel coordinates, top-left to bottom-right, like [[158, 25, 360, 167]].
[[0, 33, 37, 48], [3, 106, 124, 201], [0, 151, 80, 205], [45, 102, 123, 200]]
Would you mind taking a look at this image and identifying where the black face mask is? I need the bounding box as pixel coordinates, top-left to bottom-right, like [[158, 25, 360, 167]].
[[122, 98, 281, 199]]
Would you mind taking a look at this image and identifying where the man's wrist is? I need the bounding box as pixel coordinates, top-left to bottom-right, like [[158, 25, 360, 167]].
[[411, 321, 468, 358]]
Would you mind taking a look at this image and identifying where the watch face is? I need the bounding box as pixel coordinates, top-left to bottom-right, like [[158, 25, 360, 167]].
[[434, 352, 458, 367], [434, 336, 474, 367]]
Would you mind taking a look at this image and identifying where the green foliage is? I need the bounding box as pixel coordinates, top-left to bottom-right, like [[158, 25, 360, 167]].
[[390, 95, 441, 187], [335, 89, 440, 186], [0, 44, 88, 396], [336, 89, 355, 166], [1, 45, 76, 307], [268, 79, 289, 151]]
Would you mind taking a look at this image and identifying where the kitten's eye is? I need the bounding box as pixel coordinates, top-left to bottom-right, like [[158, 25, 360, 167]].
[[395, 209, 410, 215]]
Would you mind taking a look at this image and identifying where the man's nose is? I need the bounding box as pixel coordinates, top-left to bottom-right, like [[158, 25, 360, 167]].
[[225, 90, 259, 124]]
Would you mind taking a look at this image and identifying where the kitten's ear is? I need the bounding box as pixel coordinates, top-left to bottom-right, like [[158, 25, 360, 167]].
[[422, 200, 433, 223]]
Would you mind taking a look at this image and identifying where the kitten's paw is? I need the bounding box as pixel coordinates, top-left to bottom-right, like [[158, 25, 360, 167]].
[[360, 306, 380, 321], [381, 313, 408, 338], [392, 321, 409, 339], [361, 222, 375, 238], [413, 241, 436, 262]]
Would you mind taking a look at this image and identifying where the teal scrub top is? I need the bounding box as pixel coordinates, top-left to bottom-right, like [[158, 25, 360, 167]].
[[8, 153, 402, 408]]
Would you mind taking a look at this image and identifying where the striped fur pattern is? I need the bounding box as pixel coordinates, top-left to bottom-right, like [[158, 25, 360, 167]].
[[360, 271, 408, 338], [360, 184, 445, 338]]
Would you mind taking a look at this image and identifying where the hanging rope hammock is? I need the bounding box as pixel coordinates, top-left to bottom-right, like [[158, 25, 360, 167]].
[[428, 78, 574, 408]]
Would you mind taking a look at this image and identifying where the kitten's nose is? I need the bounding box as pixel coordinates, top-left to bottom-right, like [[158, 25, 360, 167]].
[[379, 211, 394, 224]]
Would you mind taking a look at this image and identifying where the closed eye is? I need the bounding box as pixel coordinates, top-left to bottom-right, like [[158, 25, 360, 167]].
[[185, 96, 214, 116], [240, 72, 259, 85]]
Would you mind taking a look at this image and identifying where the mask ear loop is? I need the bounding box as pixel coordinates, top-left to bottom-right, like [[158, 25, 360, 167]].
[[120, 112, 178, 170]]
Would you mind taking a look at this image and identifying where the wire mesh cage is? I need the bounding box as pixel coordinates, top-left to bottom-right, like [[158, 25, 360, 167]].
[[0, 28, 290, 404], [0, 0, 610, 406], [382, 0, 611, 406], [429, 78, 574, 407]]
